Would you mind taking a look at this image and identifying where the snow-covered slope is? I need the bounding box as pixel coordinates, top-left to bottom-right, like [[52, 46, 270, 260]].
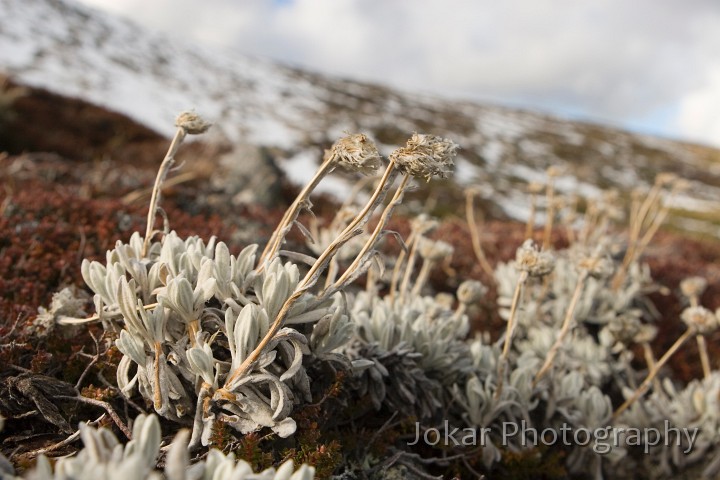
[[2, 0, 720, 235]]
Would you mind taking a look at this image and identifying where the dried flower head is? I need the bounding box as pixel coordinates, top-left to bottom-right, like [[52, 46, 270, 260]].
[[655, 172, 678, 186], [390, 133, 458, 181], [633, 324, 657, 344], [527, 182, 544, 194], [514, 239, 555, 277], [410, 213, 439, 235], [418, 237, 454, 262], [457, 280, 487, 305], [681, 306, 720, 334], [175, 111, 212, 134], [546, 166, 563, 177], [331, 133, 382, 174], [680, 276, 707, 301], [578, 254, 615, 279], [606, 312, 643, 345]]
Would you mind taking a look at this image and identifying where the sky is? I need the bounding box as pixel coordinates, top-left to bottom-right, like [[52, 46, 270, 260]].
[[76, 0, 720, 148]]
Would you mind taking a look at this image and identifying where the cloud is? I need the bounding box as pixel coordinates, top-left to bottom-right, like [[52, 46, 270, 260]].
[[77, 0, 720, 146], [676, 67, 720, 146]]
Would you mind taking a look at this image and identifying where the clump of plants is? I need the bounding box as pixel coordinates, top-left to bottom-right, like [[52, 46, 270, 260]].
[[3, 111, 720, 480]]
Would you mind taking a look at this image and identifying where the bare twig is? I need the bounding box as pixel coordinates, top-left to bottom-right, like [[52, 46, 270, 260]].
[[612, 328, 693, 419], [495, 270, 528, 400], [74, 331, 101, 391], [465, 189, 494, 277], [19, 415, 106, 460], [533, 270, 589, 385], [57, 395, 132, 440]]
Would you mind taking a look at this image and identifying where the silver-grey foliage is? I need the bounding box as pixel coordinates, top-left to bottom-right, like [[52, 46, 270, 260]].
[[19, 414, 313, 480]]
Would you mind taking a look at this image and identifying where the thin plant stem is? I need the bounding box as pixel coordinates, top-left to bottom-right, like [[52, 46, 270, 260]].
[[142, 127, 187, 257], [697, 334, 711, 379], [495, 270, 529, 400], [58, 302, 159, 325], [453, 303, 467, 321], [388, 230, 417, 302], [465, 190, 494, 277], [74, 331, 101, 391], [612, 328, 693, 420], [332, 174, 411, 290], [641, 341, 661, 392], [613, 180, 665, 290], [613, 181, 682, 291], [57, 395, 133, 440], [153, 341, 163, 411], [365, 263, 377, 293], [542, 178, 556, 250], [323, 258, 340, 289], [533, 271, 588, 385], [301, 164, 398, 289], [398, 234, 422, 305], [258, 152, 338, 268], [221, 163, 400, 390], [634, 183, 685, 258], [409, 258, 434, 298], [564, 196, 578, 245], [526, 193, 537, 240]]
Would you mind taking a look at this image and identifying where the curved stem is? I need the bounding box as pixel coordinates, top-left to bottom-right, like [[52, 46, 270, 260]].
[[258, 153, 338, 267], [612, 328, 693, 420], [333, 174, 411, 290], [465, 190, 494, 277], [697, 334, 711, 379], [142, 127, 187, 257], [495, 270, 528, 400], [223, 163, 399, 389], [533, 271, 588, 385]]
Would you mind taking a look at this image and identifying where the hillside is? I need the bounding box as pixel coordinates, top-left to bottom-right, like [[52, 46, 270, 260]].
[[1, 0, 720, 237]]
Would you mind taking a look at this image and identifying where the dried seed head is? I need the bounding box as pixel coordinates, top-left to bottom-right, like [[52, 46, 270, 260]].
[[435, 292, 455, 309], [680, 276, 707, 301], [418, 237, 454, 261], [681, 306, 719, 334], [546, 166, 563, 177], [527, 182, 544, 194], [457, 280, 487, 305], [607, 313, 643, 345], [578, 254, 614, 279], [655, 172, 678, 186], [633, 324, 657, 344], [175, 111, 211, 134], [331, 133, 382, 174], [390, 133, 458, 181], [410, 213, 439, 235], [514, 239, 555, 277]]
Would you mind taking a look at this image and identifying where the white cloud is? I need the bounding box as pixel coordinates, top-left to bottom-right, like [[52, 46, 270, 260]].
[[676, 67, 720, 146], [76, 0, 720, 146]]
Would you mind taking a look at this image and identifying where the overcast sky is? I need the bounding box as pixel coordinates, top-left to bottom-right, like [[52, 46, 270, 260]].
[[77, 0, 720, 148]]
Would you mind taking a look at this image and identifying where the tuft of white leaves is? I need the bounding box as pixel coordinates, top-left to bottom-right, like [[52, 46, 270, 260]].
[[80, 231, 331, 442], [23, 414, 314, 480]]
